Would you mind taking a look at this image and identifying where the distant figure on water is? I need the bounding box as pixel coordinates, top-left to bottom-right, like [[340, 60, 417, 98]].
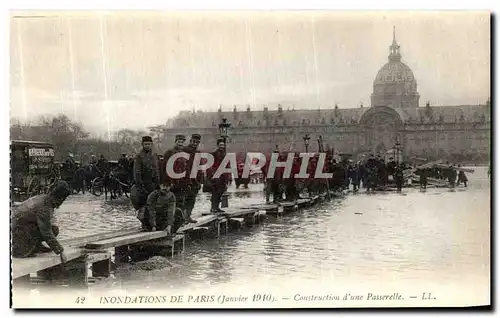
[[456, 165, 468, 187], [11, 181, 71, 264]]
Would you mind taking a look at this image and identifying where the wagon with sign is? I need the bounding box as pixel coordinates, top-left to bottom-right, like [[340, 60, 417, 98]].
[[10, 140, 58, 202]]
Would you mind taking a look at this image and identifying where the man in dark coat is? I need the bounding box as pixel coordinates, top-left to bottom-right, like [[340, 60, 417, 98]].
[[394, 164, 405, 192], [11, 180, 71, 263], [208, 138, 228, 213], [162, 134, 192, 223], [183, 134, 202, 223], [131, 136, 160, 222]]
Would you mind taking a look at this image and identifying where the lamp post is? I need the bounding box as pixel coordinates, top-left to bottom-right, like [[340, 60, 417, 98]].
[[394, 138, 402, 165], [218, 117, 231, 144], [218, 118, 231, 209], [303, 133, 311, 152]]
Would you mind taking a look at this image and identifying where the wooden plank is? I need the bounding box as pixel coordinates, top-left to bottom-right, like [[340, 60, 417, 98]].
[[435, 164, 474, 173], [193, 227, 209, 231], [221, 208, 259, 218], [404, 159, 445, 175], [12, 248, 85, 279], [130, 234, 184, 247], [86, 231, 173, 250], [296, 199, 311, 205], [61, 227, 143, 248], [177, 214, 218, 232], [267, 205, 284, 215], [229, 218, 245, 224], [250, 204, 280, 211], [85, 251, 111, 263]]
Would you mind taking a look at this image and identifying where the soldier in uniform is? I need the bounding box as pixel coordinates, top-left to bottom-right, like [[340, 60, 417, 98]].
[[394, 164, 405, 192], [11, 180, 71, 264], [137, 182, 181, 234], [131, 136, 160, 230], [163, 134, 191, 223], [183, 134, 202, 223], [208, 138, 228, 213]]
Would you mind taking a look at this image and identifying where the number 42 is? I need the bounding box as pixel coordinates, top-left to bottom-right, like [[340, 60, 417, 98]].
[[75, 297, 86, 304]]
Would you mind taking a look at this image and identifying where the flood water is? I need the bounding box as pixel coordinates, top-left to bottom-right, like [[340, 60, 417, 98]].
[[51, 166, 490, 306]]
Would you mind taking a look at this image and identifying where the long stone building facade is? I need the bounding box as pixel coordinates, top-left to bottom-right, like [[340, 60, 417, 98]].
[[157, 30, 491, 163]]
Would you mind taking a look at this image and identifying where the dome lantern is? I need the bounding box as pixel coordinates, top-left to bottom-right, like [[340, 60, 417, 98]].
[[371, 26, 420, 109], [388, 26, 402, 62]]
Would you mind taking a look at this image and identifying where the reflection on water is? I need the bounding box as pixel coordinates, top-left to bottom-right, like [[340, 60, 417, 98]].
[[53, 167, 490, 293]]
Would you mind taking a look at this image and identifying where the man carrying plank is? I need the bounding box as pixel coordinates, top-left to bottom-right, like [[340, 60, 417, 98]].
[[11, 181, 71, 264]]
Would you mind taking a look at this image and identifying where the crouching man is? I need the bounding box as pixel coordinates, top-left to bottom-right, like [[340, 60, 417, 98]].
[[137, 183, 185, 234], [11, 181, 71, 264]]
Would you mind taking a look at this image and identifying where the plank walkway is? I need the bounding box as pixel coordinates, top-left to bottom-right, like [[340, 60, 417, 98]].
[[10, 188, 371, 285], [12, 248, 85, 279]]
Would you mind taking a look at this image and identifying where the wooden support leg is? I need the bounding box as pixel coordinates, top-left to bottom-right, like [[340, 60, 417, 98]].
[[13, 274, 31, 289], [92, 259, 111, 278], [114, 245, 129, 263], [244, 215, 254, 227], [37, 266, 65, 283], [67, 261, 89, 288]]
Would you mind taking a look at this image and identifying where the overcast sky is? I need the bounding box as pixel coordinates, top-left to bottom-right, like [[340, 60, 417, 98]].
[[10, 11, 490, 137]]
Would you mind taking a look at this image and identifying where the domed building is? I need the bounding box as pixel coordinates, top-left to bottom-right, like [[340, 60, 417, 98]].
[[155, 28, 490, 163], [371, 27, 420, 109]]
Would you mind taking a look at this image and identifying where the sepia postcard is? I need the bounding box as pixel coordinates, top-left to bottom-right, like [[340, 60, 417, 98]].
[[9, 10, 491, 309]]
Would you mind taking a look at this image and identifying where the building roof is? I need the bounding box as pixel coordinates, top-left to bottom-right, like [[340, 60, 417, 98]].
[[164, 103, 490, 129]]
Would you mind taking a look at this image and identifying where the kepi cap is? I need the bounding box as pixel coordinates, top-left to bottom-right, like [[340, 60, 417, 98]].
[[142, 136, 153, 143]]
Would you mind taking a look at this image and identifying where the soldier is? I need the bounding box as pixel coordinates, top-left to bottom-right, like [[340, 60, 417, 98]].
[[97, 154, 108, 175], [183, 134, 202, 223], [261, 152, 273, 204], [138, 182, 182, 234], [162, 134, 191, 223], [419, 168, 428, 190], [131, 136, 160, 229], [90, 155, 98, 166], [208, 138, 228, 213], [11, 180, 71, 263], [162, 134, 186, 184], [447, 166, 457, 188], [394, 164, 405, 192], [350, 163, 361, 192], [457, 165, 468, 187]]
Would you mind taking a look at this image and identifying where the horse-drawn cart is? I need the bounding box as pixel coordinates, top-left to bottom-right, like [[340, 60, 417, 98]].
[[10, 140, 57, 203]]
